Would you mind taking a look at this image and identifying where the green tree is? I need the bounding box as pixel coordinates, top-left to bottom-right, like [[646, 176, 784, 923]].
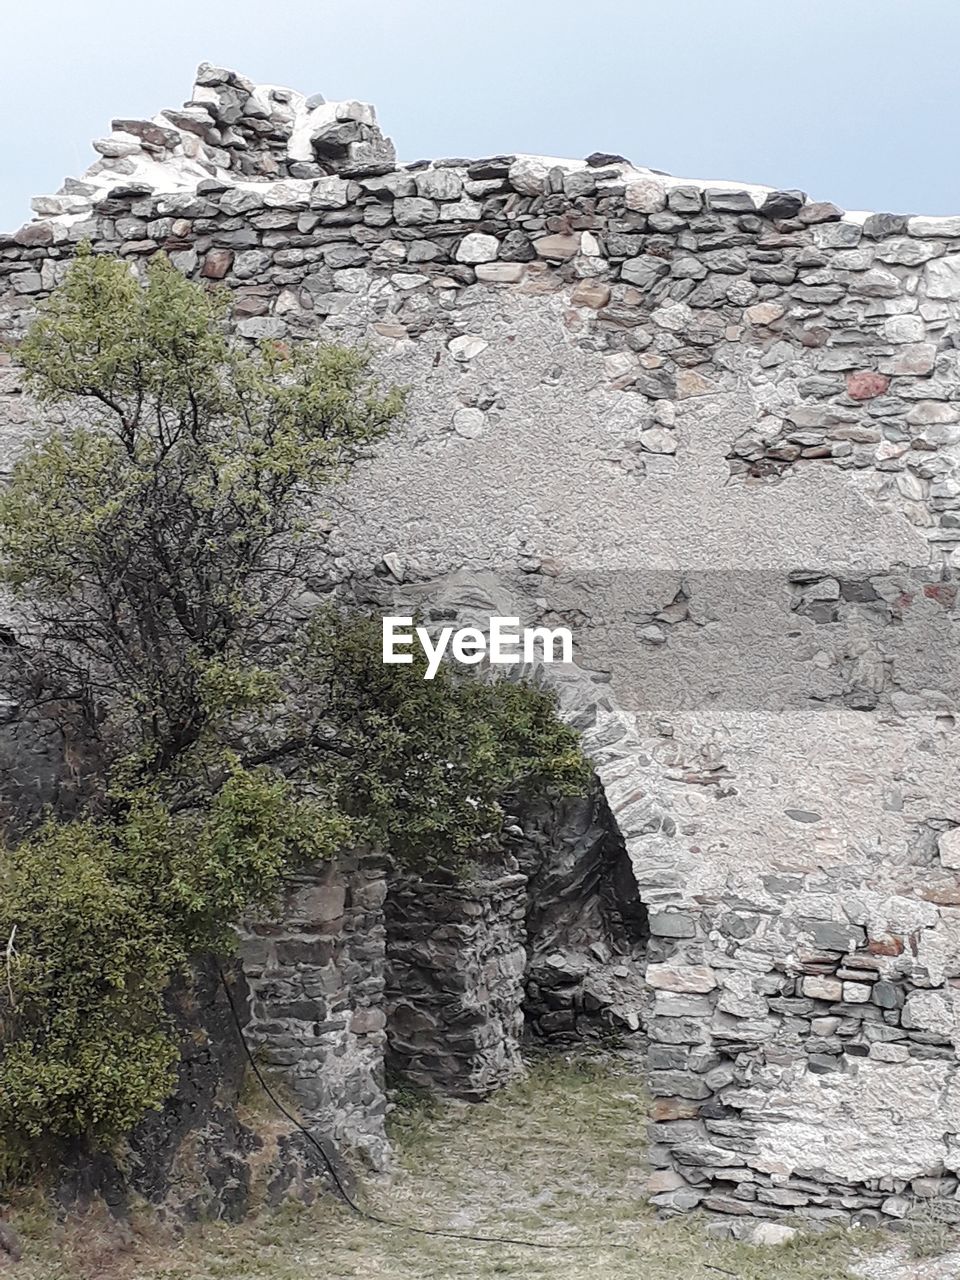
[[2, 246, 404, 787], [0, 249, 587, 1174]]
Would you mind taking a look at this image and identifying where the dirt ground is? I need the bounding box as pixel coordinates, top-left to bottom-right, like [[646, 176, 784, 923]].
[[5, 1056, 958, 1280]]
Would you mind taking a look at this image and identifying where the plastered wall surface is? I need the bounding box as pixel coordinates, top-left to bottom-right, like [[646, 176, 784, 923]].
[[3, 64, 960, 1223]]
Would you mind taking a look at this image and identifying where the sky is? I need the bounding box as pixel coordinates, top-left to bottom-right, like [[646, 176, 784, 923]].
[[2, 0, 959, 231]]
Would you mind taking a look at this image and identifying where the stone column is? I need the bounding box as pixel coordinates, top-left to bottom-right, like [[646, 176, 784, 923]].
[[385, 867, 528, 1098], [236, 851, 390, 1171]]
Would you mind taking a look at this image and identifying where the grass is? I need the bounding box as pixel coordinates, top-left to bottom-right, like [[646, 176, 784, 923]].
[[901, 1197, 960, 1260], [4, 1054, 890, 1280]]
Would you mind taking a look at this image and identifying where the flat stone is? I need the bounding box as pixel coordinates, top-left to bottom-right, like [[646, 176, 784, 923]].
[[908, 215, 960, 237], [808, 920, 866, 950], [744, 301, 785, 326], [905, 401, 960, 425], [534, 233, 580, 261], [647, 963, 717, 994], [798, 201, 844, 224], [310, 177, 351, 208], [621, 255, 670, 290], [880, 344, 937, 376], [648, 911, 697, 938], [704, 188, 757, 212], [111, 118, 180, 151], [474, 262, 526, 283]]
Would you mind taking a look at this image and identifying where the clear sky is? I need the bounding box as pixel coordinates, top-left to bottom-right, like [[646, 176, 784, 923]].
[[3, 0, 959, 232]]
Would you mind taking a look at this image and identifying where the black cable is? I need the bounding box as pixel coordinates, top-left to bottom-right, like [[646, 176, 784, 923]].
[[216, 964, 738, 1274]]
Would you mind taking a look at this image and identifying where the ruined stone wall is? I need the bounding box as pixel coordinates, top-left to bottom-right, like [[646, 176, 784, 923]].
[[236, 852, 390, 1171], [3, 63, 960, 1224], [385, 868, 527, 1097]]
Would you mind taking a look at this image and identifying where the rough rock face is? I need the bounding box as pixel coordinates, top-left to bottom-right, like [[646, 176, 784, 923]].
[[55, 958, 329, 1222], [512, 783, 649, 1043], [4, 64, 960, 1225], [385, 867, 528, 1097]]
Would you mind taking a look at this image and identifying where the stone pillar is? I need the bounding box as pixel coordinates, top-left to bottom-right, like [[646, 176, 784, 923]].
[[236, 851, 390, 1170], [385, 868, 528, 1098]]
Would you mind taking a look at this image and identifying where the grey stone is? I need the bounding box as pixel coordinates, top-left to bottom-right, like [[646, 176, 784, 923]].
[[759, 190, 806, 220], [393, 197, 440, 226], [621, 255, 670, 289]]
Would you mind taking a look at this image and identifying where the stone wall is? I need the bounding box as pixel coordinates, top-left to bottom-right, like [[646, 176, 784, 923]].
[[236, 852, 390, 1171], [4, 63, 960, 1223], [385, 867, 527, 1098]]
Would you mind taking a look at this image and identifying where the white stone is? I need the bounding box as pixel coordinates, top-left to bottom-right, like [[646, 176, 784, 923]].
[[334, 99, 376, 126], [748, 1224, 797, 1247], [902, 989, 957, 1039], [842, 981, 871, 1003], [452, 408, 485, 438], [391, 273, 429, 290], [909, 215, 960, 237], [728, 1058, 960, 1183], [580, 231, 602, 257], [651, 302, 692, 332], [603, 352, 637, 378], [508, 155, 576, 195], [883, 314, 926, 343], [639, 428, 677, 454], [263, 180, 313, 209], [573, 255, 609, 278], [448, 334, 489, 361], [455, 233, 500, 264], [880, 343, 937, 376], [310, 177, 350, 208], [439, 197, 483, 221], [415, 168, 464, 201], [926, 255, 960, 299], [624, 178, 667, 213], [896, 471, 926, 501]]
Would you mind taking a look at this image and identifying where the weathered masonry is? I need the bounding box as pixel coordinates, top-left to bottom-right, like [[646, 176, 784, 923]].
[[3, 63, 960, 1227]]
